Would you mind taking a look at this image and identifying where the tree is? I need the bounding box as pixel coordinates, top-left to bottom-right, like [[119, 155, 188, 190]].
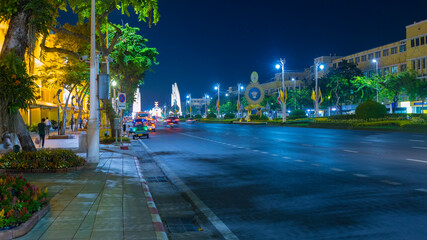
[[324, 60, 363, 114], [352, 75, 380, 102], [0, 0, 61, 151], [405, 73, 427, 113], [380, 70, 418, 113]]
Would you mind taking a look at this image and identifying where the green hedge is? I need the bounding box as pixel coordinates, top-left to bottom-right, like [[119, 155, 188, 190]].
[[0, 149, 85, 170], [0, 174, 48, 229], [100, 136, 131, 144]]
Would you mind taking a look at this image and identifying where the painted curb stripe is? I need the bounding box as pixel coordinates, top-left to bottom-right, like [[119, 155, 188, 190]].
[[134, 157, 168, 240]]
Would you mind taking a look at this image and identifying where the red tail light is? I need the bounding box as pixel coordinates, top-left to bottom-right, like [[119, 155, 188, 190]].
[[166, 119, 171, 122]]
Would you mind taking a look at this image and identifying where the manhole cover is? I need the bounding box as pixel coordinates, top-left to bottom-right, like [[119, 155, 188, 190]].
[[163, 217, 199, 233], [146, 176, 168, 182]]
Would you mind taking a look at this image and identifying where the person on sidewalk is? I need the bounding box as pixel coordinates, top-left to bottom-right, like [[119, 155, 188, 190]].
[[38, 119, 46, 148], [71, 118, 74, 131], [78, 118, 82, 129], [45, 117, 51, 135]]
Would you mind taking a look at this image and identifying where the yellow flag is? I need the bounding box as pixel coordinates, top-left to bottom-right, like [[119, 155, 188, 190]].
[[284, 89, 287, 104], [311, 89, 315, 101], [319, 87, 323, 104]]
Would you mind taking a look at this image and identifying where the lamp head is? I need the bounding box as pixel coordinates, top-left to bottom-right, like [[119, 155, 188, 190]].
[[319, 64, 325, 70], [112, 81, 117, 87], [214, 86, 218, 90], [291, 78, 295, 81], [372, 59, 377, 63], [240, 85, 244, 90], [275, 64, 281, 70]]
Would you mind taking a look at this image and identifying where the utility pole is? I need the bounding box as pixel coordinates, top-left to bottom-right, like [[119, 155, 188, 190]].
[[87, 0, 99, 163]]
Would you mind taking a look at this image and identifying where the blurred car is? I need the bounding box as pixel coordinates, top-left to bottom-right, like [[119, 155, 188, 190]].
[[146, 120, 156, 132], [131, 124, 149, 139], [186, 118, 195, 124], [164, 117, 179, 128]]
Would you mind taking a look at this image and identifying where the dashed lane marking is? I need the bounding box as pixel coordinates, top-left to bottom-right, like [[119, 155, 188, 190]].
[[343, 149, 359, 153], [254, 137, 259, 139], [410, 139, 425, 142], [302, 144, 313, 147], [282, 156, 291, 159], [406, 158, 427, 164], [252, 149, 259, 152], [360, 141, 369, 144], [295, 160, 305, 162], [353, 173, 369, 178], [312, 163, 321, 167], [415, 188, 427, 193], [331, 168, 345, 172], [380, 180, 402, 186], [261, 151, 269, 154], [271, 154, 279, 157], [412, 146, 427, 150]]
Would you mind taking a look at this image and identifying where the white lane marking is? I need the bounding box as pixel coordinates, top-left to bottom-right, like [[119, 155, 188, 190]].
[[312, 163, 321, 167], [295, 160, 305, 163], [261, 151, 268, 154], [254, 137, 259, 139], [360, 141, 369, 144], [406, 158, 427, 164], [271, 154, 279, 157], [302, 144, 313, 147], [331, 168, 345, 172], [412, 146, 427, 150], [237, 146, 244, 149], [245, 148, 251, 150], [282, 156, 290, 159], [415, 188, 427, 193], [252, 149, 259, 152], [380, 180, 402, 186], [353, 173, 369, 178], [343, 149, 359, 153], [410, 139, 425, 142]]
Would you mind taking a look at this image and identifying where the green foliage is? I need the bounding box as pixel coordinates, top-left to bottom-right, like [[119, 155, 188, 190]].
[[0, 174, 48, 229], [0, 53, 37, 114], [194, 114, 202, 119], [224, 113, 235, 119], [289, 109, 307, 118], [207, 112, 217, 119], [0, 149, 85, 169], [99, 136, 131, 144], [329, 114, 357, 120], [355, 99, 387, 119], [380, 70, 417, 113], [249, 114, 268, 121], [26, 123, 38, 133]]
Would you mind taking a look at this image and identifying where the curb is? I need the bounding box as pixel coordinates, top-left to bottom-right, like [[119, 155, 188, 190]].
[[138, 140, 239, 240], [134, 156, 168, 240]]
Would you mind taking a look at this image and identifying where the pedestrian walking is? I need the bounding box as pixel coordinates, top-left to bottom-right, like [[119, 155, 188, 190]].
[[78, 118, 82, 129], [71, 118, 74, 131], [38, 118, 46, 148], [44, 117, 51, 135]]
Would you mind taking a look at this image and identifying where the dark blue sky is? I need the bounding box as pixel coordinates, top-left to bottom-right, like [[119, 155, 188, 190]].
[[61, 0, 427, 109]]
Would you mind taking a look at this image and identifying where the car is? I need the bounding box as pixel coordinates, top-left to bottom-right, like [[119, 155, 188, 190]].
[[131, 125, 149, 139], [164, 117, 179, 128], [146, 120, 156, 132], [186, 118, 195, 124]]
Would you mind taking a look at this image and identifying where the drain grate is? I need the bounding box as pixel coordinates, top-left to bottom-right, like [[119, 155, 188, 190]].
[[146, 176, 168, 183], [163, 217, 199, 233]]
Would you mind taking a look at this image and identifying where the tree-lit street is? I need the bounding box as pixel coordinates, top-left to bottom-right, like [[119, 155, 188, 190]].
[[141, 123, 427, 239]]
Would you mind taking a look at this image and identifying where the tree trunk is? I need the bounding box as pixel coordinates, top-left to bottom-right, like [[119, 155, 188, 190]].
[[60, 86, 76, 135], [0, 10, 36, 151]]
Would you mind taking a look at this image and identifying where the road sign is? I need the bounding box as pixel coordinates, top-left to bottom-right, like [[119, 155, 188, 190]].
[[118, 93, 126, 110]]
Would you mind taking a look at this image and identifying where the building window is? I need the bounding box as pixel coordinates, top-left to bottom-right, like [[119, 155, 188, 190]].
[[400, 45, 406, 52], [349, 58, 354, 63], [377, 69, 382, 75], [392, 66, 398, 74], [355, 56, 360, 63], [368, 53, 374, 60], [375, 51, 381, 58], [416, 38, 420, 46], [411, 39, 415, 48], [391, 47, 397, 54], [418, 59, 421, 70], [423, 59, 426, 70], [384, 67, 389, 74], [333, 63, 337, 69], [413, 60, 416, 69], [361, 55, 366, 62], [422, 37, 425, 45], [383, 49, 389, 56], [400, 64, 407, 72]]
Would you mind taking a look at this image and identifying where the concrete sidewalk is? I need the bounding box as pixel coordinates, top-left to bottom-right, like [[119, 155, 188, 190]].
[[13, 144, 166, 240]]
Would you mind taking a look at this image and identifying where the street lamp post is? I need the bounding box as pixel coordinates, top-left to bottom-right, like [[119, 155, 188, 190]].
[[204, 94, 209, 118], [372, 59, 379, 102], [314, 61, 325, 117], [87, 0, 99, 163], [237, 84, 244, 118], [275, 58, 286, 122], [215, 84, 220, 119], [187, 94, 192, 117]]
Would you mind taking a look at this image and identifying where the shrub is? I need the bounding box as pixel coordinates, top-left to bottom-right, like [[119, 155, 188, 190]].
[[329, 114, 357, 120], [99, 136, 131, 144], [207, 112, 217, 119], [0, 174, 48, 229], [194, 114, 202, 119], [249, 114, 268, 121], [356, 99, 387, 119], [0, 149, 85, 170], [224, 113, 235, 119], [289, 109, 307, 119], [26, 123, 38, 133]]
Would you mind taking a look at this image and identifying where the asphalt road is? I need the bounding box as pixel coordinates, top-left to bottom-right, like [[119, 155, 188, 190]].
[[141, 122, 427, 240]]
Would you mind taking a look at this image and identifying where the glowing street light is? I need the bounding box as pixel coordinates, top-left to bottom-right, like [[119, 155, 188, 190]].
[[276, 58, 286, 122], [314, 61, 325, 117]]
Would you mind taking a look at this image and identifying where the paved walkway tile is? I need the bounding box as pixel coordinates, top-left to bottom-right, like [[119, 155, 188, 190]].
[[15, 149, 157, 240]]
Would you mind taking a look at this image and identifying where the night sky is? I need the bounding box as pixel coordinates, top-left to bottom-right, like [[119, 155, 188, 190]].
[[61, 0, 427, 110]]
